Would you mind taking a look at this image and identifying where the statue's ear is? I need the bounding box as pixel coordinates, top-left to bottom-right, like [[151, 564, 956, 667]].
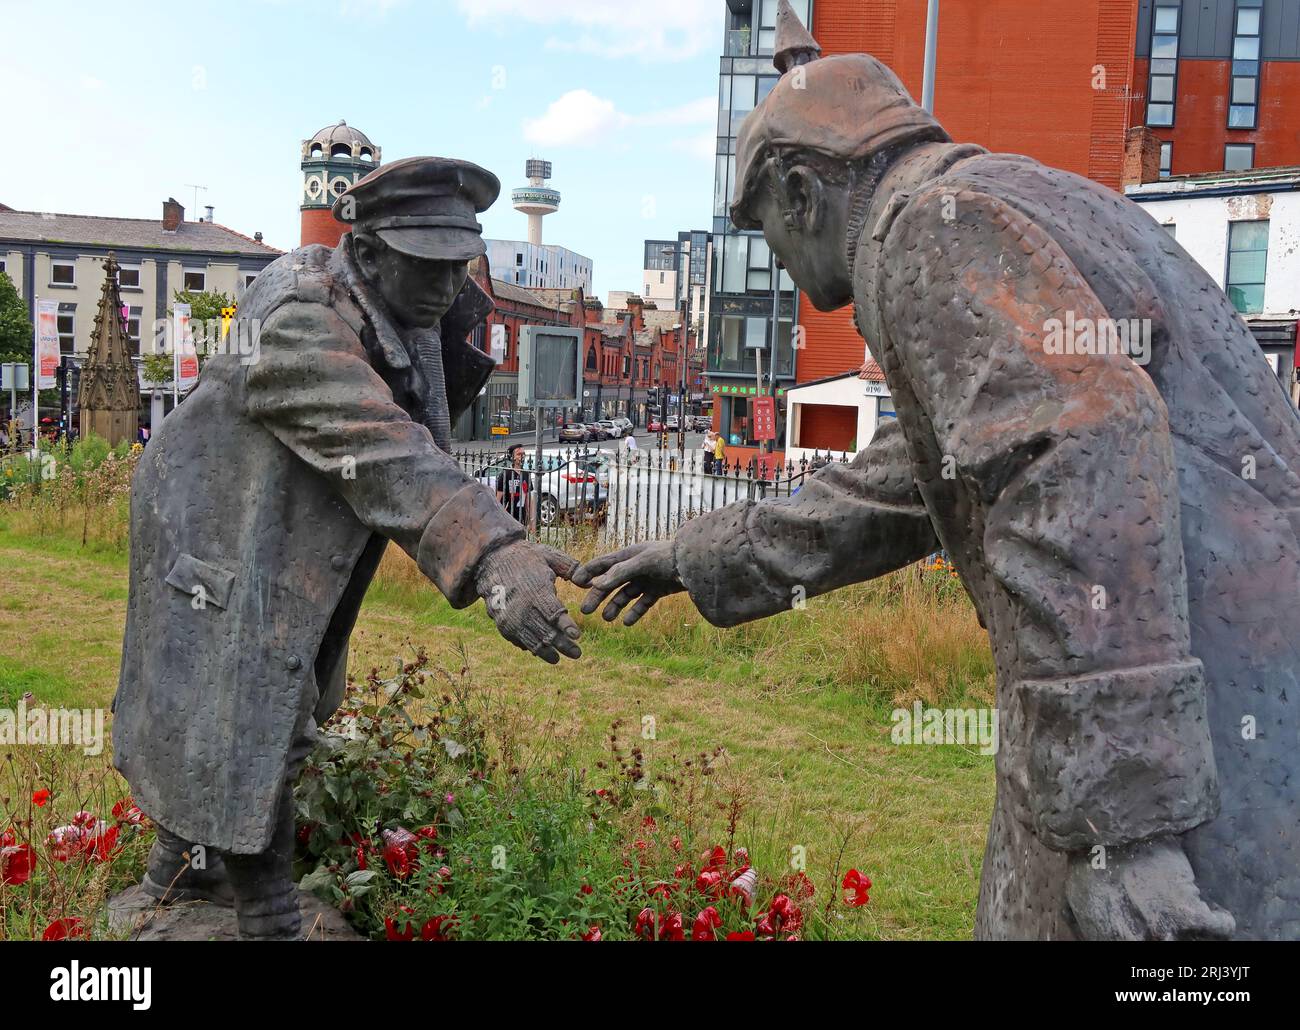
[[784, 164, 824, 234]]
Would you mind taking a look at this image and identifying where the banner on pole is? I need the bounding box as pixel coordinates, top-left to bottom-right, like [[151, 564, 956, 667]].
[[173, 303, 199, 392], [35, 300, 59, 389], [752, 394, 777, 442]]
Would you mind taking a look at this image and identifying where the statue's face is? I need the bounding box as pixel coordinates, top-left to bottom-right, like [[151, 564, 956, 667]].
[[750, 163, 855, 312], [353, 234, 468, 329]]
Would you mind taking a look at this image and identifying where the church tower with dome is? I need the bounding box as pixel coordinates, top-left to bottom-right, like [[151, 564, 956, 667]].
[[299, 120, 381, 247]]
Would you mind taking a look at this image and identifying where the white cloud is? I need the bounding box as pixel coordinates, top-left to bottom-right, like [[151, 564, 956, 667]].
[[457, 0, 715, 63], [523, 90, 715, 150]]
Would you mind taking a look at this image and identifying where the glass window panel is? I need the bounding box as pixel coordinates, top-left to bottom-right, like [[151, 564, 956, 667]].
[[1232, 59, 1259, 76], [1232, 77, 1256, 104], [761, 0, 779, 28], [1225, 145, 1255, 170], [1152, 35, 1179, 59], [1151, 58, 1178, 75], [745, 317, 767, 349], [1147, 103, 1174, 126], [1229, 105, 1257, 128], [779, 267, 795, 292], [1234, 36, 1260, 60], [1237, 8, 1261, 35], [747, 269, 772, 292], [722, 235, 748, 293], [1154, 7, 1179, 33], [1150, 76, 1174, 103], [721, 317, 742, 365], [757, 29, 775, 54], [1227, 251, 1267, 284], [748, 236, 770, 270], [757, 75, 778, 104], [1229, 220, 1269, 252], [1228, 283, 1265, 314]]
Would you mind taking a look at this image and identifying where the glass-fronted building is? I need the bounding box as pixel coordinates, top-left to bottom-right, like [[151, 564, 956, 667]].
[[708, 0, 812, 446]]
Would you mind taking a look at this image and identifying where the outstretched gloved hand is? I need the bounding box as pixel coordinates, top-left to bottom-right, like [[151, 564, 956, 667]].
[[474, 541, 582, 665]]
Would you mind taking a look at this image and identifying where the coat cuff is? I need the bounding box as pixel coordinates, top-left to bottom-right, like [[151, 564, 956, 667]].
[[673, 502, 792, 627], [416, 483, 525, 607], [1018, 658, 1218, 850]]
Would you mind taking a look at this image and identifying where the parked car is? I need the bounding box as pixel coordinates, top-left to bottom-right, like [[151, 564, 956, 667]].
[[595, 419, 623, 438], [691, 415, 712, 431], [613, 416, 634, 436], [475, 452, 608, 527], [647, 416, 664, 433], [558, 422, 594, 443], [665, 415, 680, 431]]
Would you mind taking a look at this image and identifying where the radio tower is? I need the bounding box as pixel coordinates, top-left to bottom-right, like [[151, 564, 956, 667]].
[[512, 159, 561, 245]]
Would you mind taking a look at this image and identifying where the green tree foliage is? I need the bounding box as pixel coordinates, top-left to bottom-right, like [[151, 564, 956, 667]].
[[0, 270, 34, 366]]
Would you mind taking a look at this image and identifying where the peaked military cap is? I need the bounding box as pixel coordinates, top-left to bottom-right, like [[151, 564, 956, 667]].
[[334, 155, 500, 261]]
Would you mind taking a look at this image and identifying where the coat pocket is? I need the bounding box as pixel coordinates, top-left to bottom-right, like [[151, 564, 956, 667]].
[[165, 552, 236, 611]]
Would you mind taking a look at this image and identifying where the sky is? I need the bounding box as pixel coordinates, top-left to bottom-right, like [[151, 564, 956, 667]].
[[0, 0, 722, 300]]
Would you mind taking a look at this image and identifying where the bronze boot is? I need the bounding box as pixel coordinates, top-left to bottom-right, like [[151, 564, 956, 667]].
[[141, 825, 235, 907]]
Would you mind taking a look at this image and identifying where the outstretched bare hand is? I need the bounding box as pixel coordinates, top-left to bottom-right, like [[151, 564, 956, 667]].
[[572, 541, 685, 626]]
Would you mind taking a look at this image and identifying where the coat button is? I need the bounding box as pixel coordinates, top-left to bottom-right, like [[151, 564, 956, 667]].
[[331, 554, 348, 571], [286, 655, 302, 671]]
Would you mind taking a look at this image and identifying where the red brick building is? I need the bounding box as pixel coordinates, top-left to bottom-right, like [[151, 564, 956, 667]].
[[459, 258, 697, 442], [739, 0, 1300, 458]]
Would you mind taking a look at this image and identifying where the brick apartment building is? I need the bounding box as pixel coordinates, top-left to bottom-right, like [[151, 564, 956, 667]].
[[711, 0, 1300, 463]]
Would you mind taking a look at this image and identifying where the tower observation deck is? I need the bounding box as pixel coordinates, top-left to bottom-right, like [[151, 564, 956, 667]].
[[511, 159, 561, 245]]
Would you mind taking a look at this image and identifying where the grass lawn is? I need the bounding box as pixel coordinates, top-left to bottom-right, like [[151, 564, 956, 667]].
[[0, 518, 996, 940]]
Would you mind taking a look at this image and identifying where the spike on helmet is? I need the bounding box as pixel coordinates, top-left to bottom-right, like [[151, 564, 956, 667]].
[[731, 0, 948, 230], [773, 0, 821, 73]]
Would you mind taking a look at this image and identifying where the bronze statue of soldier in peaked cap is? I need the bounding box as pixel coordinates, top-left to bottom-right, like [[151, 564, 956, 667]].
[[577, 0, 1300, 940], [114, 156, 582, 939]]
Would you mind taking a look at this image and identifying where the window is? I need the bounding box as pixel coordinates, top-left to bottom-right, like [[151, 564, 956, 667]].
[[183, 269, 206, 292], [1226, 220, 1268, 315], [0, 259, 6, 275], [244, 273, 258, 288], [117, 264, 141, 289], [57, 303, 75, 354], [126, 305, 142, 352], [1230, 0, 1263, 129], [744, 316, 767, 350], [1159, 142, 1173, 178], [1225, 144, 1255, 171], [746, 237, 772, 292], [51, 261, 75, 286], [721, 235, 747, 293], [1146, 4, 1181, 127]]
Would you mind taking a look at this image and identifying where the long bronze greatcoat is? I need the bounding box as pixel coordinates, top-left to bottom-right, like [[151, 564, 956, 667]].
[[673, 143, 1300, 939], [113, 242, 524, 854]]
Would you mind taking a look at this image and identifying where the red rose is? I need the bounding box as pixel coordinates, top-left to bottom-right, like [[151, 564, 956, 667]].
[[112, 798, 145, 827], [691, 906, 723, 941], [384, 907, 417, 941], [634, 907, 657, 940], [659, 911, 685, 941], [842, 869, 872, 907], [420, 915, 456, 941], [41, 918, 87, 941], [2, 842, 36, 886], [83, 825, 121, 863]]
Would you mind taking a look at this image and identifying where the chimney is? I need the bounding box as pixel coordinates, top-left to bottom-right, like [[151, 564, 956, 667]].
[[162, 197, 185, 231], [626, 294, 644, 331], [204, 205, 215, 223], [1122, 127, 1163, 188]]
